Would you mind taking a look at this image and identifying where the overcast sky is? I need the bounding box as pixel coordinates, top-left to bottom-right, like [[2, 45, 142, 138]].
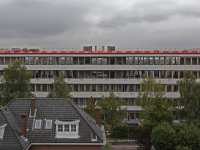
[[0, 0, 200, 51]]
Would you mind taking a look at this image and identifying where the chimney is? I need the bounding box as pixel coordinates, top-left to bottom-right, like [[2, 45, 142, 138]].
[[21, 114, 27, 138], [31, 99, 36, 116], [95, 106, 101, 126]]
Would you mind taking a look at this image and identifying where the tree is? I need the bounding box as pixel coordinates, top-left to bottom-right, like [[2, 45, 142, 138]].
[[47, 75, 72, 99], [100, 91, 126, 128], [0, 60, 33, 106], [136, 75, 165, 111], [83, 97, 97, 118], [151, 122, 177, 150], [142, 97, 175, 128], [152, 123, 200, 150], [177, 70, 200, 124]]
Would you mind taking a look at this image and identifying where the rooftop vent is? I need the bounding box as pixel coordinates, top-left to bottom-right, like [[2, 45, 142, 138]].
[[108, 46, 115, 51], [83, 46, 92, 51]]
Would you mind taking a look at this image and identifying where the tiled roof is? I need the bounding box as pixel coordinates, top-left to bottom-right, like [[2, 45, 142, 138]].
[[0, 98, 105, 149], [0, 109, 29, 150]]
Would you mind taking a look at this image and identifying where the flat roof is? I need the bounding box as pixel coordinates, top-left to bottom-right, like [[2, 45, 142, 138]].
[[0, 50, 199, 55]]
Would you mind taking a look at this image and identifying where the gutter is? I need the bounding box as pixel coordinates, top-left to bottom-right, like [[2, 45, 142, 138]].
[[25, 126, 106, 150]]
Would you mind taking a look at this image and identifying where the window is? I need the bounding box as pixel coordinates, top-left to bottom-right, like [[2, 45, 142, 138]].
[[45, 120, 52, 129], [0, 124, 7, 139], [64, 125, 70, 132], [35, 120, 42, 129], [58, 125, 63, 132], [91, 132, 97, 141], [71, 125, 76, 132], [55, 120, 80, 138]]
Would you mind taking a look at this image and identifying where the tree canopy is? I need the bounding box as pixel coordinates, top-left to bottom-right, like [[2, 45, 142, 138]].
[[136, 75, 165, 110], [100, 91, 126, 128], [47, 74, 72, 99], [83, 97, 97, 118], [176, 70, 200, 124], [142, 97, 174, 128], [0, 59, 33, 106]]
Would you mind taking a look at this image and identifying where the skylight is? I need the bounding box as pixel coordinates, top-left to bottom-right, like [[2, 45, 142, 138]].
[[45, 120, 52, 129], [34, 120, 42, 129]]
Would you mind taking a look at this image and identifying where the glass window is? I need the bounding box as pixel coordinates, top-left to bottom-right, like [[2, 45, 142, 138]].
[[45, 120, 52, 129], [71, 125, 76, 132], [80, 85, 84, 92], [174, 85, 178, 92], [134, 57, 139, 65], [144, 57, 147, 65], [149, 57, 154, 65], [86, 85, 90, 92], [129, 57, 133, 65], [61, 57, 65, 65], [74, 85, 78, 92], [103, 58, 107, 65], [30, 57, 34, 65], [140, 57, 143, 65], [25, 57, 29, 65], [35, 120, 42, 129], [64, 125, 70, 132], [160, 57, 165, 65], [66, 57, 71, 65], [97, 58, 102, 65], [92, 58, 96, 65], [167, 85, 172, 92], [58, 125, 63, 132], [155, 57, 159, 65], [92, 85, 96, 92]]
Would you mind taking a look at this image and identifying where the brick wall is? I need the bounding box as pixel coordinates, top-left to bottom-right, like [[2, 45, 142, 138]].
[[29, 145, 101, 150]]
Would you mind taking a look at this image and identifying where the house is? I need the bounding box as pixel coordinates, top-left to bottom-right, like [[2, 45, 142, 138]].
[[0, 98, 106, 150]]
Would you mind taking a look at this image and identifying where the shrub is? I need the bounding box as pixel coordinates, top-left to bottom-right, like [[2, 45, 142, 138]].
[[177, 124, 200, 150], [110, 125, 142, 139], [102, 142, 112, 150], [151, 122, 177, 150]]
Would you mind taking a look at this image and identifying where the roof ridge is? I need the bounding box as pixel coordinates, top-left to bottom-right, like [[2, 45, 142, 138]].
[[69, 100, 104, 142], [1, 107, 23, 149]]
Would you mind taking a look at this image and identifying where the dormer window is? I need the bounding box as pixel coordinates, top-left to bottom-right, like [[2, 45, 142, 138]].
[[0, 124, 7, 139], [55, 120, 80, 138]]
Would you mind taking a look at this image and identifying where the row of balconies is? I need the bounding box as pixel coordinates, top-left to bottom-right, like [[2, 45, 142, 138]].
[[0, 56, 200, 65]]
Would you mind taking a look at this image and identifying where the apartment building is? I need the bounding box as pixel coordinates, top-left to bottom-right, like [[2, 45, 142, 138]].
[[0, 47, 199, 119]]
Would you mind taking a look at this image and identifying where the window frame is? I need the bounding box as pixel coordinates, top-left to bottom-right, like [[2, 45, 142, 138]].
[[45, 120, 52, 130], [34, 120, 42, 130]]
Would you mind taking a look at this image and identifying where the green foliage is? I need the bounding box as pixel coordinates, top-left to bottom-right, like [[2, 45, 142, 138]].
[[136, 75, 165, 110], [0, 60, 33, 106], [152, 122, 177, 150], [142, 97, 175, 128], [176, 124, 200, 150], [102, 142, 113, 150], [47, 75, 72, 99], [152, 123, 200, 150], [83, 97, 97, 118], [176, 145, 192, 150], [110, 125, 142, 139], [100, 91, 126, 128], [176, 70, 200, 124]]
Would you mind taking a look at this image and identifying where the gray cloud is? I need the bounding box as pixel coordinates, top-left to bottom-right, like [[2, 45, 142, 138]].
[[0, 0, 200, 49]]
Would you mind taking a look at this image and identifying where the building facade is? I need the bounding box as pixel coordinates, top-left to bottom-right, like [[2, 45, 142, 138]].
[[0, 47, 199, 119]]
